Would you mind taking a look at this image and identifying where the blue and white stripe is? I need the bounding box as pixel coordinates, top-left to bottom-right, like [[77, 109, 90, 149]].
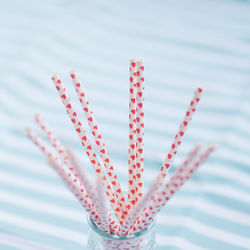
[[0, 0, 250, 249]]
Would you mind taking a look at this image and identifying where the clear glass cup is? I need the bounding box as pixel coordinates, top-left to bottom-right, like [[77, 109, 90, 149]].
[[87, 215, 156, 250]]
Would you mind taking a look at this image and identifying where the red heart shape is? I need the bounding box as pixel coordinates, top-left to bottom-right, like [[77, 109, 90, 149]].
[[165, 163, 170, 168], [131, 62, 136, 68], [76, 128, 81, 133]]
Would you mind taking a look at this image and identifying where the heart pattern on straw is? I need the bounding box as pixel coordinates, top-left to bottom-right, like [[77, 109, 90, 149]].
[[25, 59, 216, 241]]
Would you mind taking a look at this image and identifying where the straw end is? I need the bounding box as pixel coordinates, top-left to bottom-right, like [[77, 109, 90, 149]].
[[197, 86, 204, 93], [69, 69, 77, 79], [24, 127, 31, 134], [210, 142, 218, 150], [34, 113, 40, 122]]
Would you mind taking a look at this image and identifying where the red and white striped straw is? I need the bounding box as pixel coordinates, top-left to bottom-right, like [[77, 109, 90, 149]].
[[25, 128, 103, 228], [156, 87, 203, 185], [51, 74, 122, 225], [69, 69, 126, 214], [129, 143, 216, 234], [134, 60, 145, 202], [128, 59, 139, 209]]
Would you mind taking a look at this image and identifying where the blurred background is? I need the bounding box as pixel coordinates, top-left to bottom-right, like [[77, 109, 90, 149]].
[[0, 0, 250, 249]]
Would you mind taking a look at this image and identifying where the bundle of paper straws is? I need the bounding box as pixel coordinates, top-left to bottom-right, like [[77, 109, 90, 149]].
[[25, 59, 216, 237]]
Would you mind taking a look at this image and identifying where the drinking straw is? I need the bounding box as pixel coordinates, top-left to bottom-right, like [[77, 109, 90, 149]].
[[129, 143, 216, 234], [66, 148, 96, 203], [69, 70, 126, 214], [156, 87, 203, 185], [121, 87, 203, 234], [25, 128, 103, 228], [118, 181, 159, 235], [169, 142, 203, 183], [34, 114, 77, 174], [34, 114, 101, 205], [95, 180, 110, 233], [128, 59, 139, 209], [134, 60, 145, 202], [48, 156, 108, 230], [51, 74, 123, 225]]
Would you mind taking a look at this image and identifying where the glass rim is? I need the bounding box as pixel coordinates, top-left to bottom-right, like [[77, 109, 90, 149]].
[[87, 214, 156, 241]]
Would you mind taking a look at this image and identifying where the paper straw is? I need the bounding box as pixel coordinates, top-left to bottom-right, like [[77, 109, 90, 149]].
[[130, 143, 216, 233], [95, 180, 110, 233], [66, 148, 97, 203], [51, 74, 122, 225], [169, 142, 203, 183], [134, 59, 145, 203], [25, 128, 103, 228], [25, 128, 53, 158], [34, 114, 79, 174], [128, 59, 139, 209], [70, 69, 126, 214], [118, 182, 159, 235], [34, 115, 100, 206], [156, 87, 203, 185], [48, 156, 105, 229]]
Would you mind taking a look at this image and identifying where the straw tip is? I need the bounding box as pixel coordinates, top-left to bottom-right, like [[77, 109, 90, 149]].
[[210, 142, 218, 149], [69, 69, 77, 78], [197, 142, 204, 147], [34, 113, 40, 121], [51, 73, 58, 80], [197, 86, 204, 93], [24, 127, 31, 134]]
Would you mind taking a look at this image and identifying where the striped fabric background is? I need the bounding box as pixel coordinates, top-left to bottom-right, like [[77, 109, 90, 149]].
[[0, 0, 250, 249]]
